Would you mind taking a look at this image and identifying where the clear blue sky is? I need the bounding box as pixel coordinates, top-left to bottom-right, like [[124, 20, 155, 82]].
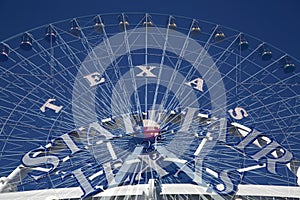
[[0, 0, 299, 58]]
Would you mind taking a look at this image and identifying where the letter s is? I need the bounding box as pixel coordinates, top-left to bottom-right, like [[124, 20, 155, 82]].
[[228, 107, 248, 120], [22, 147, 60, 178], [214, 170, 241, 195]]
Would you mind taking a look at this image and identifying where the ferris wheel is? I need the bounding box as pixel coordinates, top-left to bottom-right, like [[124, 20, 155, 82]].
[[0, 13, 299, 200]]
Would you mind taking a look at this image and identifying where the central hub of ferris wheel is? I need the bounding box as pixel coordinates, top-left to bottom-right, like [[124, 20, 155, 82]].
[[142, 119, 161, 139]]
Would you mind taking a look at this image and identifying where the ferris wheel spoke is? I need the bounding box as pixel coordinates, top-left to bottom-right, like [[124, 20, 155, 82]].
[[225, 62, 299, 125], [165, 33, 242, 112], [222, 56, 292, 107], [52, 25, 123, 118], [121, 14, 143, 117], [162, 25, 219, 112], [149, 16, 173, 119], [78, 26, 132, 114], [144, 13, 149, 114], [183, 44, 280, 114], [98, 16, 133, 114], [159, 20, 195, 111]]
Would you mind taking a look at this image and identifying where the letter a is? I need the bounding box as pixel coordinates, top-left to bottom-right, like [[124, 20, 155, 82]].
[[185, 78, 204, 92]]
